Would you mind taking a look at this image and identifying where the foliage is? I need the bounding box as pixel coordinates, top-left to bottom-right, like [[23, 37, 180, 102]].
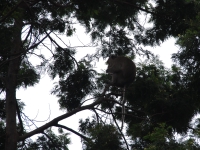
[[119, 56, 199, 148], [23, 129, 70, 150], [136, 0, 198, 45], [106, 56, 194, 136], [2, 0, 200, 149], [143, 123, 179, 150], [79, 118, 125, 150], [52, 66, 97, 111]]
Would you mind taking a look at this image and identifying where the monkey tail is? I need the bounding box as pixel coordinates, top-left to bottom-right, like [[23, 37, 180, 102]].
[[121, 86, 126, 130]]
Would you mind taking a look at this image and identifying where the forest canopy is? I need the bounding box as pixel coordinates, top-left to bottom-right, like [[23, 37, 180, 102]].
[[1, 0, 200, 149]]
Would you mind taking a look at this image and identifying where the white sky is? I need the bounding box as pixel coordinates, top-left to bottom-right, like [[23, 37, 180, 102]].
[[16, 24, 179, 149]]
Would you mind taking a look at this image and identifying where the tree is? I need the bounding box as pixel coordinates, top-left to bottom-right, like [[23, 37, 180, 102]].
[[79, 118, 125, 150], [1, 0, 200, 149], [139, 0, 200, 100], [132, 0, 200, 149], [0, 0, 149, 149]]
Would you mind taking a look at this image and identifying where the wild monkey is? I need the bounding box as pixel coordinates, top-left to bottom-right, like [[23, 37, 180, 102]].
[[106, 55, 136, 87], [106, 55, 136, 129]]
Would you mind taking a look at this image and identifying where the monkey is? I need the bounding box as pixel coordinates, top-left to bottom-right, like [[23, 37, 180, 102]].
[[106, 55, 136, 87], [106, 55, 136, 130]]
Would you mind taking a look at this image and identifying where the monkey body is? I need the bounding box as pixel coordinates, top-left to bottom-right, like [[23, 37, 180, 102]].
[[106, 55, 136, 130], [106, 55, 136, 87]]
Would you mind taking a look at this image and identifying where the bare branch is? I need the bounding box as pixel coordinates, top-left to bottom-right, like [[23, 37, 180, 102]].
[[42, 131, 61, 148], [18, 97, 106, 141], [108, 107, 130, 150], [55, 124, 90, 142], [21, 111, 38, 129], [92, 109, 100, 123], [26, 31, 52, 51], [22, 25, 33, 46], [44, 31, 79, 68]]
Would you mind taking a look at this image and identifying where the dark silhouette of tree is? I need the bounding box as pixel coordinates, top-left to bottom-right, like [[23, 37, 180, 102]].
[[1, 0, 200, 149]]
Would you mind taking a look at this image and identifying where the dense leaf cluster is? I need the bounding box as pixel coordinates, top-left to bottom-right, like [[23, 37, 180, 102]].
[[22, 129, 70, 150], [53, 67, 96, 111], [79, 118, 125, 150]]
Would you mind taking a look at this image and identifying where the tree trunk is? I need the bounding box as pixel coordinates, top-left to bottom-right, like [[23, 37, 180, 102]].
[[5, 16, 23, 150]]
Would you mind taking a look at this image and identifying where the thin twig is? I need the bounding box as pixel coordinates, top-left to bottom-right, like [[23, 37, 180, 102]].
[[109, 107, 129, 150]]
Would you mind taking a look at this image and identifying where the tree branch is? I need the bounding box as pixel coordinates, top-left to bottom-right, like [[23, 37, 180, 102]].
[[18, 97, 105, 141], [16, 100, 24, 136], [22, 25, 33, 46], [55, 124, 90, 142], [42, 131, 61, 148], [108, 107, 130, 150], [26, 31, 51, 51], [44, 31, 79, 69]]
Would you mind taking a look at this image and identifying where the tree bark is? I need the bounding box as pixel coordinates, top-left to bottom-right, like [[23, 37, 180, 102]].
[[5, 16, 23, 150]]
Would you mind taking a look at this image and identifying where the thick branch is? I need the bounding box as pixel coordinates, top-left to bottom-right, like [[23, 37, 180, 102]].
[[18, 97, 105, 141]]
